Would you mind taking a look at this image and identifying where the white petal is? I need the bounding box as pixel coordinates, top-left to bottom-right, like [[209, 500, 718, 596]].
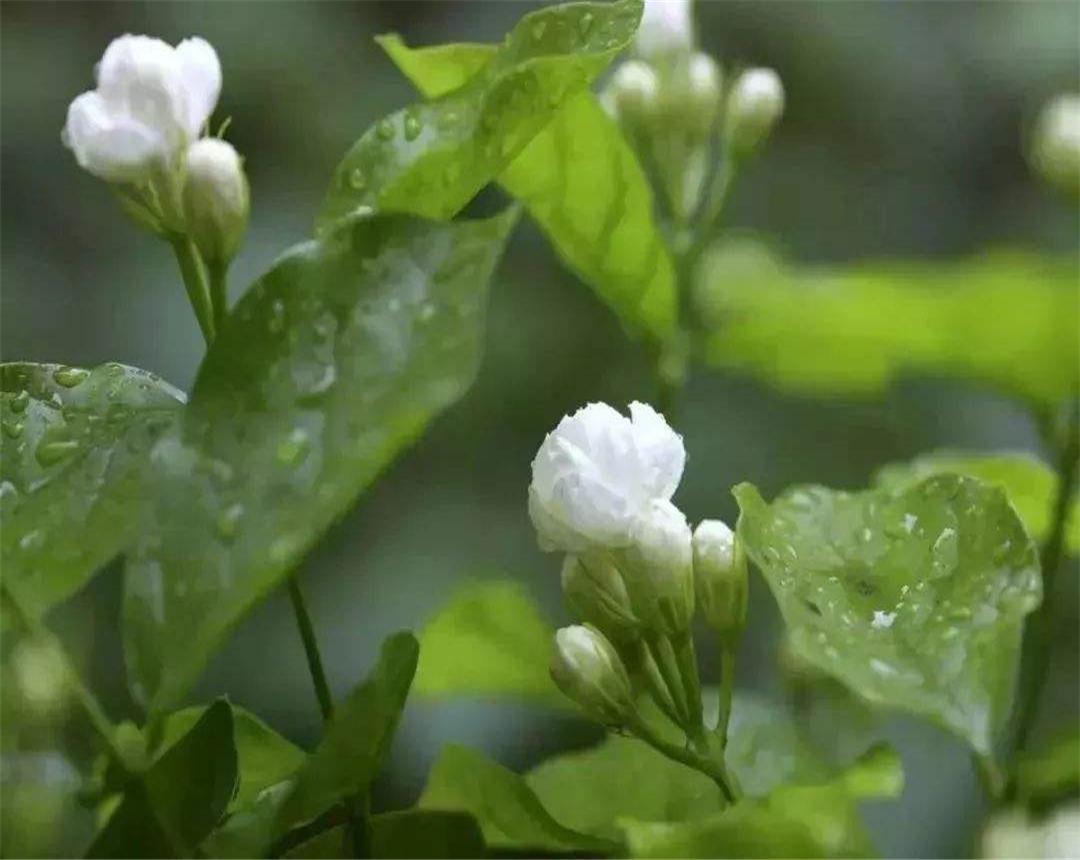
[[176, 37, 221, 137], [629, 401, 685, 499], [63, 91, 162, 182]]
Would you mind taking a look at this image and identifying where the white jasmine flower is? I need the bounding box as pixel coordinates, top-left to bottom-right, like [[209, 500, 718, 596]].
[[692, 519, 748, 637], [529, 401, 685, 554], [725, 67, 785, 157], [620, 498, 695, 634], [63, 34, 221, 183], [1031, 93, 1080, 193], [636, 0, 694, 60], [551, 624, 635, 725], [183, 138, 249, 266], [872, 610, 896, 629]]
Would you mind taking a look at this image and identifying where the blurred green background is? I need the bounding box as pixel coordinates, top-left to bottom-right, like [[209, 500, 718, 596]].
[[2, 1, 1077, 857]]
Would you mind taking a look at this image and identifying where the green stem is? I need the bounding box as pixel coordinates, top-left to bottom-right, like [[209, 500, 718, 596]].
[[640, 640, 685, 728], [717, 641, 737, 747], [208, 261, 230, 334], [287, 575, 334, 724], [170, 236, 216, 346], [672, 632, 705, 735], [1012, 402, 1079, 756], [646, 633, 692, 729], [630, 715, 738, 805]]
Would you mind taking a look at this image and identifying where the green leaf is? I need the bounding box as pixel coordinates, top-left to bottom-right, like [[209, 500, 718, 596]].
[[524, 692, 831, 841], [1014, 729, 1080, 812], [619, 745, 903, 859], [371, 809, 486, 859], [319, 0, 643, 227], [123, 211, 515, 712], [413, 580, 562, 705], [419, 743, 617, 854], [88, 699, 237, 858], [381, 36, 678, 343], [734, 474, 1042, 758], [154, 705, 305, 812], [275, 632, 418, 834], [700, 249, 1079, 407], [875, 451, 1080, 555], [0, 362, 182, 620]]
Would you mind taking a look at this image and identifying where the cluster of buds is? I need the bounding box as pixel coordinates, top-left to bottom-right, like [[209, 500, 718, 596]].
[[62, 35, 249, 282], [529, 402, 748, 741], [601, 0, 784, 221]]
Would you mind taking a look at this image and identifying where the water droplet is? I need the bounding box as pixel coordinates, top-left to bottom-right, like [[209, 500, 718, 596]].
[[9, 390, 30, 414], [3, 420, 24, 439], [376, 119, 396, 141], [532, 20, 548, 40], [35, 438, 80, 467], [418, 302, 437, 323], [216, 503, 244, 541], [276, 428, 310, 467], [19, 529, 44, 552], [348, 167, 367, 191], [0, 480, 17, 504], [268, 299, 286, 335], [403, 113, 422, 141], [53, 366, 89, 388], [579, 11, 594, 35]]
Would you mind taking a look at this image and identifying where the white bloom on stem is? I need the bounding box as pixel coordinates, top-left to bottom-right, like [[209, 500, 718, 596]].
[[529, 401, 685, 554], [725, 67, 785, 157], [636, 0, 694, 60], [62, 34, 221, 183], [551, 624, 635, 725], [183, 137, 249, 266], [621, 498, 695, 633]]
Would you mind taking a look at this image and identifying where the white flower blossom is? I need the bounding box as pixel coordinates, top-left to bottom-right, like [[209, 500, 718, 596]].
[[635, 0, 694, 60], [725, 67, 785, 157], [183, 138, 249, 266], [529, 401, 685, 554], [609, 60, 661, 120], [1031, 93, 1080, 193], [620, 498, 695, 633], [63, 34, 221, 183]]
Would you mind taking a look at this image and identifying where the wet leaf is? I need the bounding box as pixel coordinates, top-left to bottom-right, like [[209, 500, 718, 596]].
[[123, 212, 514, 712], [319, 0, 643, 226], [700, 249, 1079, 407], [734, 474, 1042, 758], [0, 362, 182, 620]]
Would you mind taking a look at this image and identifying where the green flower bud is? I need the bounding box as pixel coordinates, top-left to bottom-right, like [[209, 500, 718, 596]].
[[183, 137, 249, 267], [10, 637, 69, 719], [608, 60, 661, 124], [551, 624, 636, 726], [561, 554, 639, 642], [617, 499, 695, 636], [725, 67, 785, 158], [692, 519, 747, 640], [1029, 93, 1080, 195]]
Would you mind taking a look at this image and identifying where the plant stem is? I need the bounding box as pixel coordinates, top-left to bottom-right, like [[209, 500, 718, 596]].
[[170, 236, 216, 346], [646, 633, 692, 729], [716, 640, 737, 747], [630, 715, 738, 805], [672, 631, 705, 734], [640, 640, 685, 728], [1012, 402, 1079, 756], [1, 585, 128, 773], [208, 261, 230, 334], [287, 575, 334, 724]]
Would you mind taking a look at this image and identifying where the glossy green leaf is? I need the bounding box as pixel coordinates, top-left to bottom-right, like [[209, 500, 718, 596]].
[[154, 704, 304, 812], [88, 700, 237, 858], [319, 0, 643, 226], [1014, 730, 1080, 812], [0, 362, 182, 620], [382, 36, 678, 342], [413, 580, 563, 705], [619, 745, 903, 859], [525, 692, 829, 842], [123, 211, 515, 712], [371, 809, 486, 859], [419, 743, 616, 854], [735, 474, 1042, 757], [275, 632, 418, 835], [375, 36, 496, 99], [700, 249, 1079, 407], [875, 451, 1080, 555]]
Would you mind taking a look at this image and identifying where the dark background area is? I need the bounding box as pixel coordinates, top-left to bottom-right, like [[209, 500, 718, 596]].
[[2, 2, 1078, 857]]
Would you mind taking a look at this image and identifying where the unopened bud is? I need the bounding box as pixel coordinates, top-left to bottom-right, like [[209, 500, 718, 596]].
[[725, 67, 784, 158], [692, 519, 747, 639], [618, 499, 695, 635], [11, 637, 69, 718], [1030, 94, 1080, 195], [562, 554, 639, 642], [635, 0, 694, 61], [609, 60, 661, 123], [183, 138, 249, 267], [551, 624, 636, 725], [687, 52, 722, 122]]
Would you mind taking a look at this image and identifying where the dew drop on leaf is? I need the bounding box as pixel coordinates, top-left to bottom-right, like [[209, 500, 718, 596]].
[[531, 20, 547, 40], [52, 366, 89, 388], [9, 390, 29, 414], [3, 420, 24, 439], [404, 113, 422, 141], [276, 427, 311, 467], [377, 119, 396, 141], [19, 528, 45, 552], [216, 503, 244, 541], [348, 168, 367, 191], [35, 438, 80, 467]]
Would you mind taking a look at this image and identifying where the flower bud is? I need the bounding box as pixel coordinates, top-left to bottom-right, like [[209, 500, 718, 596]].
[[10, 637, 70, 719], [182, 137, 249, 267], [725, 67, 785, 158], [551, 624, 636, 726], [618, 499, 695, 635], [608, 60, 661, 123], [687, 52, 722, 122], [692, 519, 747, 640], [635, 0, 694, 61], [562, 554, 639, 642], [1030, 93, 1080, 195]]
